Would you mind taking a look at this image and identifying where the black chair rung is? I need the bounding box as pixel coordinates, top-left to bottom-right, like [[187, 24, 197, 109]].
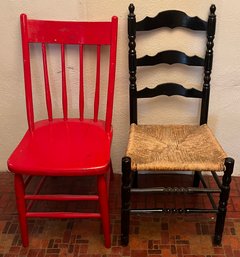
[[130, 208, 218, 214]]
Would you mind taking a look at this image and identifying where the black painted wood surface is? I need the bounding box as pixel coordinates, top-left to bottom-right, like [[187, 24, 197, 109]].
[[136, 10, 207, 31], [127, 3, 217, 125], [121, 3, 234, 248], [137, 50, 205, 67], [136, 83, 202, 98]]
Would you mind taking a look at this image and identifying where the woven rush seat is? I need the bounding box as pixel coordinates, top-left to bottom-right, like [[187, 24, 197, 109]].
[[126, 124, 227, 172]]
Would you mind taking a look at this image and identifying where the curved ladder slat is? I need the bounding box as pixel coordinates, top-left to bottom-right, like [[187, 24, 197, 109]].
[[136, 10, 207, 31], [136, 83, 202, 98], [137, 50, 204, 67]]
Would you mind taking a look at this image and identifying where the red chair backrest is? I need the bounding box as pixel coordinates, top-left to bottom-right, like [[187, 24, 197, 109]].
[[20, 14, 118, 133]]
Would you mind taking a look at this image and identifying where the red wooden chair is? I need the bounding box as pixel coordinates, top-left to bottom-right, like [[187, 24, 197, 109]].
[[7, 14, 118, 248]]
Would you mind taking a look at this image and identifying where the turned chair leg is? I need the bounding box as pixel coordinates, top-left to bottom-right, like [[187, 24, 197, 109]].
[[132, 170, 138, 188], [193, 171, 201, 187], [98, 174, 111, 248], [14, 174, 29, 247], [109, 159, 114, 181], [121, 157, 131, 246], [214, 157, 234, 245]]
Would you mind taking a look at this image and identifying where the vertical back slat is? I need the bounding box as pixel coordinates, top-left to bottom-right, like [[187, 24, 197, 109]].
[[22, 14, 117, 129], [79, 45, 84, 120], [41, 43, 53, 121], [61, 44, 68, 120], [105, 16, 118, 133], [94, 45, 101, 122]]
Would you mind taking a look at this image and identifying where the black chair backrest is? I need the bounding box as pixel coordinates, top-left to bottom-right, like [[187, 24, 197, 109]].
[[128, 4, 216, 125]]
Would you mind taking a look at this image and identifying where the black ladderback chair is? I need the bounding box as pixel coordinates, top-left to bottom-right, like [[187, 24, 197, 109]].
[[121, 3, 234, 246]]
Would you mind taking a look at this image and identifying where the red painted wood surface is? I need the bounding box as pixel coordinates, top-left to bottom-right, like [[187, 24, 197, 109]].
[[8, 13, 118, 248], [8, 119, 112, 176]]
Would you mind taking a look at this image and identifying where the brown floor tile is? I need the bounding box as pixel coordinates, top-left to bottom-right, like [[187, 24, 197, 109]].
[[0, 173, 239, 256]]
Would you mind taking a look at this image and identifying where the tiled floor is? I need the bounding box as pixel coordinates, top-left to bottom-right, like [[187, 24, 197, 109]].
[[0, 172, 239, 257]]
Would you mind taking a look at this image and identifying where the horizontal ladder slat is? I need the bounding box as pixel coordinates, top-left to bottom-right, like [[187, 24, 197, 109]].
[[136, 83, 202, 98], [137, 50, 204, 67], [136, 10, 207, 31]]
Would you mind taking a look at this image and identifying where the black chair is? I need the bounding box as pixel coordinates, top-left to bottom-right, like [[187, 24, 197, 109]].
[[121, 3, 234, 246]]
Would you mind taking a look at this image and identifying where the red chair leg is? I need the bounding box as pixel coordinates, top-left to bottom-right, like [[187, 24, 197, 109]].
[[110, 159, 114, 181], [14, 174, 29, 247], [97, 174, 111, 248], [106, 161, 113, 197]]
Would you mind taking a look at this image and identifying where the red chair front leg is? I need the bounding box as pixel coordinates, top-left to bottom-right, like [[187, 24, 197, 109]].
[[14, 174, 29, 247], [97, 174, 111, 248]]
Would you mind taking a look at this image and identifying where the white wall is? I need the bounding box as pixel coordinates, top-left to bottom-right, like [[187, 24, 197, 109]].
[[0, 0, 240, 175]]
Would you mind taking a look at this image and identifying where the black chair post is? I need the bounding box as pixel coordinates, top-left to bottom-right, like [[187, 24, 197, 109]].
[[121, 156, 132, 245], [194, 5, 216, 188], [200, 4, 216, 125], [128, 4, 139, 188], [214, 157, 234, 245], [128, 4, 137, 125]]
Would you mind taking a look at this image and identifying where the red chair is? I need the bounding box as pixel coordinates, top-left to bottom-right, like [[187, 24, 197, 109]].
[[7, 14, 118, 248]]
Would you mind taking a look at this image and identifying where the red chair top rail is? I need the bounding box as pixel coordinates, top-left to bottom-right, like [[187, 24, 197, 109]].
[[21, 14, 116, 45]]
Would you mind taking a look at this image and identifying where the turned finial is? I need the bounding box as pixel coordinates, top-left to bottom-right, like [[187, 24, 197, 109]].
[[129, 3, 135, 14], [210, 4, 216, 15]]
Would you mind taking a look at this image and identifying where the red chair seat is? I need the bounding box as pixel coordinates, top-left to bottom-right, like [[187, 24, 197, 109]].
[[8, 119, 112, 176]]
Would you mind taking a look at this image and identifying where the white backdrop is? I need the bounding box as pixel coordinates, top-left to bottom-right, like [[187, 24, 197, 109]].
[[0, 0, 239, 175]]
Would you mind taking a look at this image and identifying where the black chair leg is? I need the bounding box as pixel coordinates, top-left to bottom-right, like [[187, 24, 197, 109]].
[[132, 170, 138, 188], [121, 156, 131, 246], [214, 157, 234, 245], [193, 171, 201, 187]]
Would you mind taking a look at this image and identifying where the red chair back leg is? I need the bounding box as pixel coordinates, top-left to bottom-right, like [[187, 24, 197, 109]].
[[98, 174, 111, 248]]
